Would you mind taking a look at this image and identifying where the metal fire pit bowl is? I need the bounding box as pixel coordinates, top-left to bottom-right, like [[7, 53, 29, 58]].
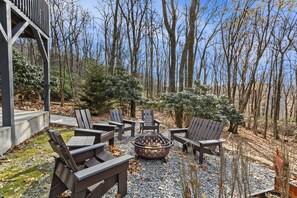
[[131, 132, 173, 162]]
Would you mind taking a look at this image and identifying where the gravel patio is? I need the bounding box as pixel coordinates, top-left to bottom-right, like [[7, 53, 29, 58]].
[[3, 128, 274, 198]]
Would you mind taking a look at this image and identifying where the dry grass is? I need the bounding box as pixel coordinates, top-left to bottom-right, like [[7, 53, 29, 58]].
[[178, 152, 204, 198], [221, 127, 297, 174]]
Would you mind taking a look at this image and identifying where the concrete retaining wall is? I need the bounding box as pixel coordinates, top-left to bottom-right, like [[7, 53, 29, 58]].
[[0, 127, 12, 155], [0, 111, 49, 155]]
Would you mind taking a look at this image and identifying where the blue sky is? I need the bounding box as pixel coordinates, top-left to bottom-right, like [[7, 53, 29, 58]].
[[79, 0, 190, 17], [80, 0, 98, 14]]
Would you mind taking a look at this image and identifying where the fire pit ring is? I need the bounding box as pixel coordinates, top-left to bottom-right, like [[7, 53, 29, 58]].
[[131, 132, 173, 162]]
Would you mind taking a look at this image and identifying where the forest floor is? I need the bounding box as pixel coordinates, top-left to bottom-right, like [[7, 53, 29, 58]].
[[14, 100, 297, 182]]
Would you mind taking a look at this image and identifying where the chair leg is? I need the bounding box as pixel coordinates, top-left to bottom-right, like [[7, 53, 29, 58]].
[[90, 176, 117, 198], [49, 173, 67, 197], [131, 124, 135, 137], [109, 137, 114, 146], [118, 126, 123, 140], [193, 149, 197, 160], [182, 143, 187, 153], [218, 142, 223, 156], [118, 171, 128, 197], [140, 124, 143, 134], [199, 146, 204, 164]]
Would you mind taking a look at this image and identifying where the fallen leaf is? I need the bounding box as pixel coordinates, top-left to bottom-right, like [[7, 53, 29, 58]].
[[201, 164, 207, 171]]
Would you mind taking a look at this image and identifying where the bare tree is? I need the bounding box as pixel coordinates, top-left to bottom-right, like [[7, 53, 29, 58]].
[[271, 10, 297, 139], [162, 0, 177, 92], [119, 0, 149, 117]]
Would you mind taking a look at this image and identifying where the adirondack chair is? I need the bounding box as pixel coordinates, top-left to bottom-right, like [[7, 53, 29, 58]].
[[170, 117, 225, 164], [109, 109, 136, 140], [46, 128, 133, 198], [75, 109, 115, 146], [140, 109, 161, 133]]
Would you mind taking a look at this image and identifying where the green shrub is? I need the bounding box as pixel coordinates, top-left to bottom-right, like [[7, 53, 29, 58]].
[[139, 97, 159, 109], [219, 96, 244, 133], [50, 67, 74, 101], [160, 86, 243, 133], [50, 76, 60, 100], [192, 94, 222, 121], [80, 67, 143, 115], [160, 90, 196, 127], [107, 69, 142, 105], [13, 50, 43, 100]]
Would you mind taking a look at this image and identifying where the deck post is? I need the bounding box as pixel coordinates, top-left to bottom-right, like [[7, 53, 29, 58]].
[[44, 39, 50, 112], [32, 28, 50, 112], [0, 1, 16, 144]]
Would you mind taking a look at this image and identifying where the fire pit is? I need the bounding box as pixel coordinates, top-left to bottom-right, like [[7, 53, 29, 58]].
[[131, 132, 173, 162]]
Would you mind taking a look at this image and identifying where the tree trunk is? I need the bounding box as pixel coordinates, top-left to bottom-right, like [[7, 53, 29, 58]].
[[186, 0, 198, 88], [109, 0, 120, 74], [162, 0, 177, 92], [264, 65, 273, 139]]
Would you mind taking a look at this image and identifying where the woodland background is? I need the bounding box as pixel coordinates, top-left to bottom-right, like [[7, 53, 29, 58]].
[[11, 0, 297, 139]]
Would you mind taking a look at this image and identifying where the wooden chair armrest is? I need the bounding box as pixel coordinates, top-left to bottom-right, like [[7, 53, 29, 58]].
[[74, 128, 103, 136], [70, 143, 106, 155], [123, 119, 136, 125], [199, 139, 225, 147], [108, 121, 124, 126], [93, 123, 116, 131], [139, 120, 145, 124], [154, 119, 161, 124], [250, 188, 275, 197], [74, 155, 133, 180], [169, 128, 188, 134], [69, 143, 106, 163]]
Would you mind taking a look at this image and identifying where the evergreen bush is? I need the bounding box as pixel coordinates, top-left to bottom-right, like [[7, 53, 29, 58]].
[[13, 50, 43, 100], [106, 69, 142, 115], [107, 69, 142, 105], [160, 85, 244, 133], [80, 66, 143, 115], [50, 67, 74, 101], [80, 64, 111, 114]]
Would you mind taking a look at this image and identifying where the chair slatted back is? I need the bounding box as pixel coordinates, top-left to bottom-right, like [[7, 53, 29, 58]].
[[186, 117, 224, 142], [110, 109, 123, 123], [75, 109, 93, 129], [46, 129, 79, 172], [141, 109, 154, 126], [187, 118, 201, 139]]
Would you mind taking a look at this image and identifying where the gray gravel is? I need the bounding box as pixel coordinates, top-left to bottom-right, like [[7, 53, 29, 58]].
[[102, 131, 275, 198], [22, 131, 275, 198]]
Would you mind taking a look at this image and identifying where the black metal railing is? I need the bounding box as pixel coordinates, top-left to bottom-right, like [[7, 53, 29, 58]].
[[10, 0, 49, 36]]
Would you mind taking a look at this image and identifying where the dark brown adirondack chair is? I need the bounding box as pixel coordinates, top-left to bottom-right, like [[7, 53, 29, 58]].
[[46, 129, 133, 198], [140, 109, 161, 133], [109, 109, 136, 140], [75, 109, 115, 145], [170, 117, 225, 164]]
